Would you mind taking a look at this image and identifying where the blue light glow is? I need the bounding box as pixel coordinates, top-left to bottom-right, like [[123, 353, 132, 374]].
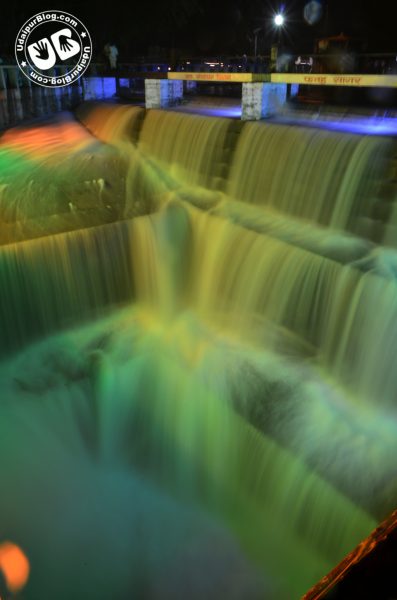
[[276, 115, 397, 136], [174, 105, 242, 118]]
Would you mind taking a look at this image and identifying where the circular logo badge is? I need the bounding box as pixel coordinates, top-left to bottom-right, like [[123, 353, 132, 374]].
[[15, 11, 92, 88]]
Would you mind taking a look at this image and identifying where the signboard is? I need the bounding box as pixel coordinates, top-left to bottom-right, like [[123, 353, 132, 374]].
[[168, 72, 271, 83], [271, 73, 397, 88]]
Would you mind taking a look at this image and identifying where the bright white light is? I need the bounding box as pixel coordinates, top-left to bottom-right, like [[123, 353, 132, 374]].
[[274, 13, 284, 26]]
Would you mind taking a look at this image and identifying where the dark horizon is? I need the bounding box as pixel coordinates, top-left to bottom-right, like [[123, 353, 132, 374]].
[[2, 1, 396, 61]]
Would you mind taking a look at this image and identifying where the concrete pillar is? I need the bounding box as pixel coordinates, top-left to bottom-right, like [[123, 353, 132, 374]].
[[19, 67, 33, 121], [0, 68, 9, 128], [0, 68, 5, 124], [6, 67, 20, 89], [83, 77, 117, 101], [5, 67, 23, 123], [83, 77, 97, 100], [185, 80, 197, 93], [0, 90, 8, 129], [241, 82, 287, 120], [0, 67, 6, 91], [57, 66, 71, 109], [169, 80, 183, 104], [47, 68, 59, 112], [144, 79, 183, 109]]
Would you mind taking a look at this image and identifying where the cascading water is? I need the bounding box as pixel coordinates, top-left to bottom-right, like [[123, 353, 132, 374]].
[[0, 103, 396, 599], [226, 121, 388, 230]]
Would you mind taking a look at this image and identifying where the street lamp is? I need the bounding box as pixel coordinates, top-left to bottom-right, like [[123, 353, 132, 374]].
[[274, 12, 285, 45], [274, 14, 285, 27], [272, 12, 285, 71]]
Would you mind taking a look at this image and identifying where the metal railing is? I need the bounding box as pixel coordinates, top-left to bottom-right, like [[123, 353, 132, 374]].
[[2, 52, 396, 82], [0, 65, 85, 130]]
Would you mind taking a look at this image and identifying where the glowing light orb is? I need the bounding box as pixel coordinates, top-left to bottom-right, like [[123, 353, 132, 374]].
[[274, 14, 285, 26]]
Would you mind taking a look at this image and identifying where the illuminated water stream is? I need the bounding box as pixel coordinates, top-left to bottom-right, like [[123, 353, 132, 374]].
[[0, 105, 396, 599]]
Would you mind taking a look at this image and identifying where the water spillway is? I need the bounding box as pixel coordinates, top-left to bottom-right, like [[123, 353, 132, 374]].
[[0, 104, 396, 599]]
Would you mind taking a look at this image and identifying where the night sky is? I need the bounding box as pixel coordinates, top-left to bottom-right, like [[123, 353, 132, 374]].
[[2, 0, 396, 61]]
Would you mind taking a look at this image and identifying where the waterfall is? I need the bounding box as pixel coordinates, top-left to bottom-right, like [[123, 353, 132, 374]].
[[0, 103, 396, 599]]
